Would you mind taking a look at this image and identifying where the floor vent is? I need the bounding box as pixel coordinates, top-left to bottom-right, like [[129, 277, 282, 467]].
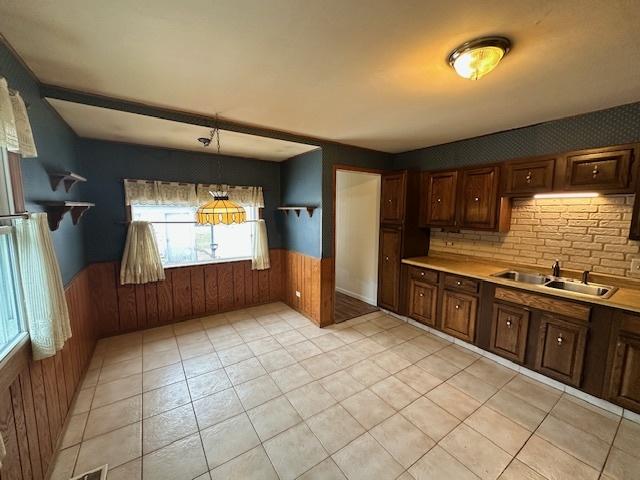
[[70, 464, 108, 480]]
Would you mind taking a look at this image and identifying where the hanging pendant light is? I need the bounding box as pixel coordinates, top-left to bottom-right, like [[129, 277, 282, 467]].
[[195, 122, 246, 225]]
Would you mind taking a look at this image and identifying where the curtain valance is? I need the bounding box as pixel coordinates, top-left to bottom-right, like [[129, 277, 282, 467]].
[[124, 179, 264, 208], [0, 77, 38, 158]]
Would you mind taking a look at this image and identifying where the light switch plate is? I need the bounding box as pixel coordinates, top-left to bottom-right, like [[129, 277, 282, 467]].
[[631, 258, 640, 276]]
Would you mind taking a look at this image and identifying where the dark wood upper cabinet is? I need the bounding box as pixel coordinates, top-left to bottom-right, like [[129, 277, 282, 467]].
[[378, 226, 402, 311], [503, 157, 556, 196], [380, 172, 406, 224], [420, 170, 458, 227], [564, 147, 634, 191], [459, 166, 500, 230]]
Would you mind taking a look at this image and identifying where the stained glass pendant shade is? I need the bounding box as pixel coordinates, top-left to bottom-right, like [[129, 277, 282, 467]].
[[195, 124, 246, 225], [196, 192, 247, 225]]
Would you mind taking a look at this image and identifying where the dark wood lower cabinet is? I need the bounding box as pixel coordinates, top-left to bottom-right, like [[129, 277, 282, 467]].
[[378, 227, 401, 311], [490, 303, 529, 363], [408, 279, 437, 327], [441, 290, 477, 342], [535, 314, 587, 387], [607, 313, 640, 411]]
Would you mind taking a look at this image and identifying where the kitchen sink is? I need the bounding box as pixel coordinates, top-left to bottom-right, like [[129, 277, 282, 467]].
[[492, 270, 552, 285], [491, 270, 617, 299], [545, 280, 617, 298]]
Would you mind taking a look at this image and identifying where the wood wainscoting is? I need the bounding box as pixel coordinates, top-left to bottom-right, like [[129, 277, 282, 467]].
[[89, 249, 286, 337], [0, 266, 97, 480], [283, 251, 334, 327]]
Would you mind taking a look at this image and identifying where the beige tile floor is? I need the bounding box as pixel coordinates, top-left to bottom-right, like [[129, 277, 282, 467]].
[[50, 302, 640, 480]]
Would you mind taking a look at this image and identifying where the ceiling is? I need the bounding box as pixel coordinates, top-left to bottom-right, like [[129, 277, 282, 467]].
[[48, 99, 317, 161], [2, 0, 640, 153]]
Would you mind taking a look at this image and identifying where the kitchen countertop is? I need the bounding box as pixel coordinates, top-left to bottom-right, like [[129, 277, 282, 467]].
[[402, 254, 640, 314]]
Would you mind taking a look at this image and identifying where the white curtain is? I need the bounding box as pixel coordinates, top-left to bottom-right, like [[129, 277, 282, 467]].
[[14, 213, 71, 361], [120, 221, 166, 285], [0, 77, 38, 157], [252, 219, 270, 270], [124, 179, 197, 206]]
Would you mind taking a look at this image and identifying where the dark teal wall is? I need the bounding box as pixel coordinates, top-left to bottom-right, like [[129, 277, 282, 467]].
[[0, 42, 85, 285], [280, 149, 323, 257], [77, 139, 283, 263], [394, 102, 640, 171]]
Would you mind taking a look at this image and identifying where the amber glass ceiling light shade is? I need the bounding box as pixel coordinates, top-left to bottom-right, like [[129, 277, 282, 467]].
[[196, 192, 247, 225], [448, 36, 511, 80]]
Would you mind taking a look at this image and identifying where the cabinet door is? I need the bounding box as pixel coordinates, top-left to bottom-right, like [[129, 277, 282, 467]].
[[408, 279, 437, 327], [421, 170, 458, 227], [504, 158, 555, 195], [535, 315, 587, 387], [565, 148, 633, 191], [381, 173, 406, 223], [608, 332, 640, 412], [459, 167, 499, 230], [441, 290, 477, 342], [378, 227, 401, 311], [490, 303, 530, 363]]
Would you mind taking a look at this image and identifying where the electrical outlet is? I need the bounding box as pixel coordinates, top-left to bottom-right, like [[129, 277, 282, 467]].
[[445, 241, 455, 247], [295, 291, 301, 298], [631, 258, 640, 276]]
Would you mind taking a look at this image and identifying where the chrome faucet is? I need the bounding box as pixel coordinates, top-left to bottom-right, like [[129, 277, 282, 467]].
[[552, 260, 561, 277], [582, 270, 590, 284]]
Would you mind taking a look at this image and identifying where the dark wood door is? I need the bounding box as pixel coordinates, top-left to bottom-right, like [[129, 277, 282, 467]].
[[441, 290, 477, 342], [490, 303, 530, 363], [381, 172, 406, 223], [504, 158, 556, 195], [459, 166, 499, 230], [378, 227, 402, 311], [608, 332, 640, 412], [421, 170, 458, 227], [535, 314, 587, 387], [408, 279, 437, 327], [565, 148, 633, 191]]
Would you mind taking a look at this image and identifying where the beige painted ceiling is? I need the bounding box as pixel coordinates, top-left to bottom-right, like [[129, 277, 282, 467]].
[[2, 0, 640, 153], [48, 99, 317, 161]]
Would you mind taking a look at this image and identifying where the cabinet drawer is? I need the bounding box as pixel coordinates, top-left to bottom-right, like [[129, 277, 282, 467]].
[[565, 148, 633, 191], [408, 280, 438, 327], [494, 287, 590, 322], [504, 158, 555, 195], [441, 290, 477, 342], [490, 303, 530, 363], [408, 266, 438, 284], [535, 314, 587, 387], [444, 274, 479, 294]]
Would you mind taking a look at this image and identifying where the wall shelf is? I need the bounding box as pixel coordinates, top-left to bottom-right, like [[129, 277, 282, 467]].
[[49, 171, 87, 193], [277, 206, 317, 218], [40, 201, 94, 231]]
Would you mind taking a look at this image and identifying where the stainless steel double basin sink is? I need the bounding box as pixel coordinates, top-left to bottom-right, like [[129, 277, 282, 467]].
[[491, 270, 618, 299]]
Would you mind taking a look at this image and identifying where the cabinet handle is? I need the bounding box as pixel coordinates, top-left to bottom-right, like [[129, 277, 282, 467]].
[[556, 335, 564, 345], [474, 196, 480, 202], [455, 304, 460, 310], [506, 318, 512, 328], [420, 272, 425, 276], [525, 171, 533, 184], [388, 199, 393, 203], [436, 197, 442, 203], [456, 281, 462, 286], [385, 256, 389, 261], [592, 166, 599, 178], [419, 293, 424, 297]]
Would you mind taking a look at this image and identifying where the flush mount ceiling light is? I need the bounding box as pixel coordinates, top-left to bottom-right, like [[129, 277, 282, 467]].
[[534, 192, 600, 199], [448, 36, 511, 80], [196, 122, 246, 225]]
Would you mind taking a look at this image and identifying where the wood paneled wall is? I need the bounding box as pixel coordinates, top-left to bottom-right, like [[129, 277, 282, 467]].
[[0, 266, 96, 480], [283, 251, 334, 327], [90, 250, 285, 337]]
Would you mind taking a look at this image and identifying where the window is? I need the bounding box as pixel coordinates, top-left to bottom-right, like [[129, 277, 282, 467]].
[[0, 226, 26, 358], [131, 205, 257, 267]]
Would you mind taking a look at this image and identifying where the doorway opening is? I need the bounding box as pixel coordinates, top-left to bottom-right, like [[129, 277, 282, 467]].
[[334, 168, 381, 323]]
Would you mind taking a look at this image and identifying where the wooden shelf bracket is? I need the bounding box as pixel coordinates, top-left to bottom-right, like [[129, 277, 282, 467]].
[[40, 201, 95, 231], [49, 171, 87, 193], [277, 206, 317, 218]]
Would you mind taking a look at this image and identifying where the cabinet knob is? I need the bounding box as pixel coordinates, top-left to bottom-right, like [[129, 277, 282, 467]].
[[419, 293, 424, 297], [436, 197, 442, 203], [385, 256, 389, 261], [420, 272, 425, 276], [474, 197, 480, 202], [455, 304, 460, 310], [525, 171, 533, 184], [388, 199, 393, 203], [556, 335, 564, 345], [456, 281, 462, 286], [506, 319, 512, 328], [592, 166, 599, 178]]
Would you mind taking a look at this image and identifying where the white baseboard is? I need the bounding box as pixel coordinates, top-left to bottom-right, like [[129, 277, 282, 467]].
[[335, 286, 377, 306]]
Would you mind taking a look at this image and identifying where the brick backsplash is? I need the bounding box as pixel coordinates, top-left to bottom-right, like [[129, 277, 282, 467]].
[[430, 195, 640, 278]]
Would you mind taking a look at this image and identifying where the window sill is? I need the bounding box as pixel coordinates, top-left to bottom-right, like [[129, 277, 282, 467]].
[[163, 256, 253, 270], [0, 332, 30, 394]]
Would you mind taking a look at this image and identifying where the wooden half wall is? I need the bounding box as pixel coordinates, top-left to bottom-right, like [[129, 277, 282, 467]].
[[0, 266, 97, 480]]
